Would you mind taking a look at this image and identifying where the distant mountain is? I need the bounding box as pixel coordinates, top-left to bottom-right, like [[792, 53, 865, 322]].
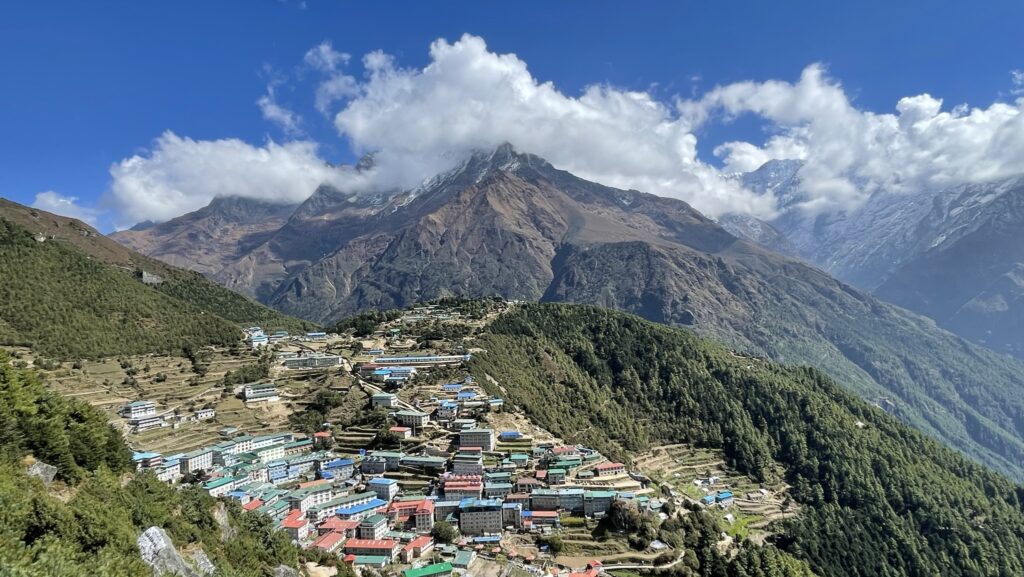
[[0, 198, 310, 358], [111, 195, 298, 275], [722, 162, 1024, 359], [112, 145, 1024, 479]]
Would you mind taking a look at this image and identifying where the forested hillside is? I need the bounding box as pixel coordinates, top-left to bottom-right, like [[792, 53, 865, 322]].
[[0, 215, 311, 359], [0, 350, 303, 576], [469, 304, 1024, 577]]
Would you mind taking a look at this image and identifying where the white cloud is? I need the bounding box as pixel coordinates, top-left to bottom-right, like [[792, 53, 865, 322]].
[[304, 41, 350, 72], [304, 42, 359, 115], [258, 84, 303, 137], [105, 131, 361, 227], [106, 35, 1024, 227], [32, 191, 99, 225], [1012, 70, 1024, 96], [330, 34, 769, 218], [680, 64, 1024, 213]]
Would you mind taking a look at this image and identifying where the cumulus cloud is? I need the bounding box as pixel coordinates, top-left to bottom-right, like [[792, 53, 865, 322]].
[[304, 41, 359, 115], [681, 64, 1024, 213], [330, 34, 769, 217], [105, 131, 361, 227], [106, 34, 1024, 226], [258, 84, 303, 136], [32, 191, 100, 225]]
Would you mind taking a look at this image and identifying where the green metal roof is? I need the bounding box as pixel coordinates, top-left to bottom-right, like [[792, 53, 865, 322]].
[[403, 562, 453, 577]]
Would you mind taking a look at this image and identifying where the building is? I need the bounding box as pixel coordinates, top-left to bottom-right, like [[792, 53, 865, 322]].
[[458, 499, 503, 535], [594, 462, 626, 477], [243, 383, 279, 403], [120, 400, 156, 420], [358, 514, 390, 540], [547, 468, 567, 485], [284, 354, 343, 369], [459, 429, 494, 451], [371, 355, 470, 366], [400, 536, 435, 562], [451, 452, 484, 476], [436, 400, 459, 420], [181, 449, 213, 474], [514, 476, 543, 493], [310, 530, 346, 554], [281, 509, 311, 542], [343, 539, 399, 560], [132, 451, 163, 470], [306, 492, 379, 523], [443, 475, 483, 500], [248, 334, 269, 349], [288, 484, 335, 513], [194, 408, 216, 420], [368, 477, 400, 502], [388, 499, 435, 533], [484, 482, 513, 499], [131, 415, 164, 433], [203, 476, 237, 498], [157, 459, 181, 483], [584, 491, 616, 517], [305, 332, 328, 341], [389, 426, 412, 439], [453, 550, 475, 569], [394, 410, 430, 429], [531, 490, 560, 511], [371, 393, 398, 409], [403, 562, 453, 577], [502, 502, 523, 528]]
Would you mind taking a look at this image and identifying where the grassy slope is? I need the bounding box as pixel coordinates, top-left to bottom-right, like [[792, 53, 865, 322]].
[[469, 303, 1024, 577], [0, 216, 310, 359]]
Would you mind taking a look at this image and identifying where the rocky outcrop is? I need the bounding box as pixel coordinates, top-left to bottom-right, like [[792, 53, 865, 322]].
[[137, 526, 207, 577]]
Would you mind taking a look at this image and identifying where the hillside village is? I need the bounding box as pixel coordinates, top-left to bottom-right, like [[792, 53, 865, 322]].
[[26, 300, 794, 577]]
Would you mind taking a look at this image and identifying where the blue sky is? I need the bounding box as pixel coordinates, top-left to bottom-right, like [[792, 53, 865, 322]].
[[2, 1, 1023, 229]]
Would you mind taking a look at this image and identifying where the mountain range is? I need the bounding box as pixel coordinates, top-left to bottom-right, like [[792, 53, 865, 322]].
[[109, 144, 1024, 480], [720, 161, 1024, 360]]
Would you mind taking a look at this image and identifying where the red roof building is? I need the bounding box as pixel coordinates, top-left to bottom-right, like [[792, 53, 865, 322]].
[[310, 530, 346, 554]]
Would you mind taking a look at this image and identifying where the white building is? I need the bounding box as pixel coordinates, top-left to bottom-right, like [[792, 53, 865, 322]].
[[120, 400, 156, 420], [181, 449, 213, 474], [459, 429, 495, 452], [368, 477, 399, 502]]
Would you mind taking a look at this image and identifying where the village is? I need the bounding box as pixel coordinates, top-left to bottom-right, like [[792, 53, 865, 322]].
[[44, 302, 794, 577]]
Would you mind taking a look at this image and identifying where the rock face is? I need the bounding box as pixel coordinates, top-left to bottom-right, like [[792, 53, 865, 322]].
[[272, 565, 302, 577], [26, 461, 58, 484], [112, 196, 298, 275], [137, 526, 203, 577], [110, 144, 1024, 480]]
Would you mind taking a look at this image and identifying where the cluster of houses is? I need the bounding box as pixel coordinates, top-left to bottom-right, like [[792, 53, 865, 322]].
[[244, 326, 332, 350], [118, 400, 215, 433], [126, 374, 662, 571]]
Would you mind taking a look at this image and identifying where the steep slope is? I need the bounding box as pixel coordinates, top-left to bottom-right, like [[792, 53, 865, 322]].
[[0, 199, 310, 358], [468, 303, 1024, 577], [0, 351, 303, 575], [110, 195, 297, 275], [110, 146, 1024, 480], [723, 165, 1024, 358], [875, 177, 1024, 357]]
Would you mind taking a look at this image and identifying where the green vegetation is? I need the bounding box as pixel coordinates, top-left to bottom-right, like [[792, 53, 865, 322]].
[[430, 520, 459, 544], [470, 304, 1024, 577], [0, 350, 129, 482], [0, 218, 308, 359], [0, 350, 304, 576]]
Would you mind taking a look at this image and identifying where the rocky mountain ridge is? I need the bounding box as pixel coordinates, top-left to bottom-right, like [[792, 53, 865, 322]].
[[108, 145, 1024, 479]]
